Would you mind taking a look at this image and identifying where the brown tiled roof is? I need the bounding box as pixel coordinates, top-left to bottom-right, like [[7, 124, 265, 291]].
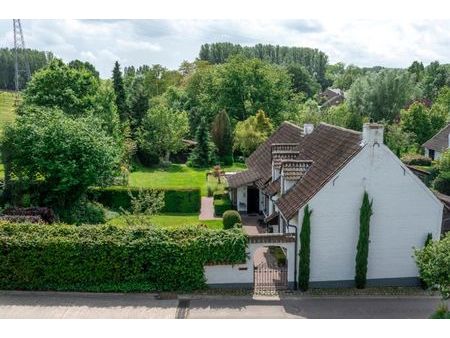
[[277, 123, 363, 220], [281, 160, 313, 180], [422, 123, 450, 152], [263, 178, 281, 196], [264, 211, 279, 224], [247, 122, 304, 179], [227, 169, 261, 188]]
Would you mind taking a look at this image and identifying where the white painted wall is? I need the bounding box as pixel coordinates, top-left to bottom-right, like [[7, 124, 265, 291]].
[[295, 144, 442, 283], [237, 186, 247, 212], [259, 189, 265, 212], [204, 241, 296, 287]]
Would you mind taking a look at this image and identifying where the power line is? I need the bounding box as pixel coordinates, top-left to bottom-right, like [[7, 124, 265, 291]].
[[13, 19, 31, 92]]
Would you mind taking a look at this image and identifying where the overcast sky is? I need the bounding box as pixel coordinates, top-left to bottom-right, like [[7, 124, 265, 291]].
[[1, 19, 450, 78]]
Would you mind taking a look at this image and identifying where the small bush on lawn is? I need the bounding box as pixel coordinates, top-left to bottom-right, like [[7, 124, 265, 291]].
[[223, 210, 241, 229], [401, 154, 432, 166], [88, 187, 201, 213], [0, 222, 247, 292]]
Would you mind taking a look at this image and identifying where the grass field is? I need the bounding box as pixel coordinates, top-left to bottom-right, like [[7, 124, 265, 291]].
[[0, 91, 16, 131], [107, 213, 223, 229], [129, 163, 246, 195]]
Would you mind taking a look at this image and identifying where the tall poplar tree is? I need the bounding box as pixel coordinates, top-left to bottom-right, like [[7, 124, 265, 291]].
[[299, 205, 312, 291], [355, 191, 373, 289]]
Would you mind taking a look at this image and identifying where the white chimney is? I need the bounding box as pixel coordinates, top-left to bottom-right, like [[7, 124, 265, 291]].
[[362, 123, 384, 145], [303, 123, 314, 135]]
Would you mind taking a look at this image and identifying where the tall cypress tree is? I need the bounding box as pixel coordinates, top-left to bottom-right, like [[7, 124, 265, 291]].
[[299, 205, 312, 291], [211, 110, 233, 165], [355, 191, 373, 289], [189, 117, 215, 168], [112, 61, 128, 123]]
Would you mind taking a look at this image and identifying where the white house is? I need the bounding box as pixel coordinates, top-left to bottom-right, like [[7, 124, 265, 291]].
[[423, 123, 450, 160], [227, 122, 443, 287]]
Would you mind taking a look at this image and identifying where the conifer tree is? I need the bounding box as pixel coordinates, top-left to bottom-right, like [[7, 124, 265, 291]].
[[299, 205, 312, 291], [112, 61, 128, 123], [211, 110, 233, 165], [189, 117, 215, 167], [355, 191, 373, 289]]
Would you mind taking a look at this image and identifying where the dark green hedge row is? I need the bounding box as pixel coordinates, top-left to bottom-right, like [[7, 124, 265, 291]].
[[88, 186, 201, 213], [0, 222, 247, 292], [213, 195, 233, 217]]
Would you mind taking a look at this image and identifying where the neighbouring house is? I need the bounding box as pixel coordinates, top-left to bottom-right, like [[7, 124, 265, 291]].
[[320, 88, 345, 109], [227, 122, 443, 287], [422, 123, 450, 160]]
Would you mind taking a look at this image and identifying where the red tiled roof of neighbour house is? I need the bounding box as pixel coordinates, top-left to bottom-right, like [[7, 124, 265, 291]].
[[277, 123, 364, 220], [422, 123, 450, 153]]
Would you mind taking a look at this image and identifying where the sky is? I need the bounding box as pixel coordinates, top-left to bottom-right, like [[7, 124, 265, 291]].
[[1, 19, 450, 78]]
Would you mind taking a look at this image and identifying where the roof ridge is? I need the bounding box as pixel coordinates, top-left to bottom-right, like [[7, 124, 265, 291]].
[[281, 121, 304, 131], [422, 122, 450, 147], [319, 122, 362, 135]]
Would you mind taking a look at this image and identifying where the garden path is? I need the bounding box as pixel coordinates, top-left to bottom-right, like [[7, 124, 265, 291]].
[[199, 197, 221, 220]]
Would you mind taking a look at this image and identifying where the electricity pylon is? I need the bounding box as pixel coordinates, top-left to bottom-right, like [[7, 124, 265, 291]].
[[13, 19, 31, 92]]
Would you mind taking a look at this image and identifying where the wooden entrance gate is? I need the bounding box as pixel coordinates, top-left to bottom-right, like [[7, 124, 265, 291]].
[[253, 261, 288, 291]]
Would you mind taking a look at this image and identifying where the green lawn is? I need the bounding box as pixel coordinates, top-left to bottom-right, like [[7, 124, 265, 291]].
[[107, 213, 223, 230], [129, 163, 246, 195], [0, 91, 16, 131]]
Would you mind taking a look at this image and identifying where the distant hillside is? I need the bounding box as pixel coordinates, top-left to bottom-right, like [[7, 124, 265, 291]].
[[0, 91, 17, 131]]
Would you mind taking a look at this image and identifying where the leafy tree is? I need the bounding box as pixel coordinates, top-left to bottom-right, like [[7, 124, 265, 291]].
[[0, 48, 53, 90], [1, 108, 121, 208], [400, 102, 433, 146], [283, 98, 321, 126], [127, 75, 149, 134], [347, 69, 415, 123], [415, 233, 450, 300], [323, 103, 363, 131], [408, 61, 425, 83], [137, 103, 189, 163], [428, 86, 450, 133], [112, 61, 129, 123], [286, 63, 320, 98], [22, 59, 100, 116], [384, 124, 415, 157], [299, 205, 312, 291], [188, 117, 216, 167], [421, 61, 450, 101], [333, 64, 364, 91], [213, 55, 292, 123], [211, 110, 233, 165], [234, 110, 274, 156], [68, 59, 100, 78], [355, 191, 373, 289]]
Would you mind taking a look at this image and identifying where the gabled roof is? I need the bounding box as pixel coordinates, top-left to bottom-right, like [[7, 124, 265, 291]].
[[262, 178, 281, 196], [228, 122, 304, 188], [422, 123, 450, 153], [277, 123, 363, 220], [246, 121, 304, 179]]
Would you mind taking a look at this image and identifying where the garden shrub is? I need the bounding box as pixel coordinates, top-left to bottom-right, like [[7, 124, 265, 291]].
[[88, 186, 201, 213], [2, 207, 55, 224], [223, 210, 241, 229], [401, 154, 432, 166], [0, 222, 247, 292], [433, 171, 450, 195], [56, 199, 106, 225]]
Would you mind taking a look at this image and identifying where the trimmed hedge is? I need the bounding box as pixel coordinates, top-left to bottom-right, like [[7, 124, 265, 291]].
[[0, 222, 247, 292], [88, 186, 201, 214], [213, 197, 233, 217]]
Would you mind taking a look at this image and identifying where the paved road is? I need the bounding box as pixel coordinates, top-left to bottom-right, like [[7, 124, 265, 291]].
[[0, 291, 444, 319]]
